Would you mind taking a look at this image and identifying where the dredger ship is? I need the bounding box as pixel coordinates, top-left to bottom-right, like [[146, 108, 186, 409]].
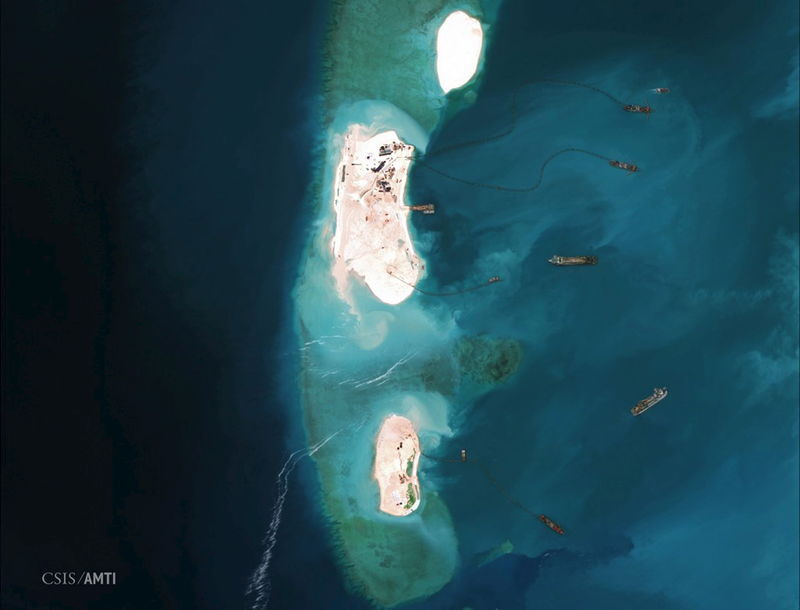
[[631, 387, 668, 416], [538, 515, 565, 535], [548, 255, 598, 266]]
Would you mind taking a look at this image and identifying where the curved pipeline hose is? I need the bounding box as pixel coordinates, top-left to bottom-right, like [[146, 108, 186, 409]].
[[426, 79, 634, 159], [410, 147, 613, 193], [386, 269, 502, 297], [422, 451, 539, 520]]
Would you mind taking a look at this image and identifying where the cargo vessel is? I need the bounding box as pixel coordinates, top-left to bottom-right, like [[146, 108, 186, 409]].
[[548, 255, 598, 266], [538, 514, 565, 536], [631, 387, 668, 416]]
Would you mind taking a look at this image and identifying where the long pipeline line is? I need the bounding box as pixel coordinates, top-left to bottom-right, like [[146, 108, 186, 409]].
[[386, 269, 502, 297], [473, 460, 540, 520], [426, 79, 634, 159], [421, 451, 538, 519], [540, 78, 628, 106], [425, 89, 521, 158], [409, 147, 613, 193]]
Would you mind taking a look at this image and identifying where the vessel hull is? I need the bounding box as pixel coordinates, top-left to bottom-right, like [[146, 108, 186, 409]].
[[631, 388, 669, 416], [548, 256, 598, 266]]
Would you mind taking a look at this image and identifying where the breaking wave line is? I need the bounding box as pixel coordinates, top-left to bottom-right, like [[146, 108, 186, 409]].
[[353, 351, 417, 388]]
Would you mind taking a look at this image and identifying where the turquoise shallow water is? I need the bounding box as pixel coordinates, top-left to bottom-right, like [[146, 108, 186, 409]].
[[286, 0, 798, 607], [289, 82, 474, 604]]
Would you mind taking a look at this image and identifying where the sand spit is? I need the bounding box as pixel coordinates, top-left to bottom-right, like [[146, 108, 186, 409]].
[[436, 11, 484, 94]]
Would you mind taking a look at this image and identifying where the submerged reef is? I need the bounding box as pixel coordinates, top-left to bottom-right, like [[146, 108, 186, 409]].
[[418, 351, 458, 395], [455, 335, 523, 384], [473, 538, 514, 567], [323, 0, 485, 131], [292, 0, 505, 606], [333, 494, 458, 607]]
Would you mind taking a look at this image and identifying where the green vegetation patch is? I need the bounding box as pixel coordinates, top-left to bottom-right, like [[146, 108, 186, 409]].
[[404, 483, 417, 509]]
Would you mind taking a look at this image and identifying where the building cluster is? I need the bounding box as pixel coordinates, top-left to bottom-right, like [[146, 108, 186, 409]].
[[379, 142, 402, 156]]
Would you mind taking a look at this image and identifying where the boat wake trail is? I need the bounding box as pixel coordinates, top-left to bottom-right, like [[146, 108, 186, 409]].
[[245, 430, 342, 610]]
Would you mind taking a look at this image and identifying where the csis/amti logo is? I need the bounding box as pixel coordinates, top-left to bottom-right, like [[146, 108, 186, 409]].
[[41, 571, 116, 585]]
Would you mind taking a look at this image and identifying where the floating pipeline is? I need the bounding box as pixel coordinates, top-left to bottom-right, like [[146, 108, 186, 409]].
[[408, 147, 638, 193], [386, 268, 504, 296], [425, 78, 654, 159], [421, 450, 567, 535]]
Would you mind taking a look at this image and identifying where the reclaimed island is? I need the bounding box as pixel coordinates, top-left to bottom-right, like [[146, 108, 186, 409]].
[[374, 415, 421, 516]]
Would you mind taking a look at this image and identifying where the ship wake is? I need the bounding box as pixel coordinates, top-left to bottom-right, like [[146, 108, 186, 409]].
[[244, 430, 342, 610]]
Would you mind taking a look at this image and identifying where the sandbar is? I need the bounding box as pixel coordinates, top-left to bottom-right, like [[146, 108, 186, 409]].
[[436, 11, 484, 94], [331, 126, 424, 305], [374, 415, 421, 516]]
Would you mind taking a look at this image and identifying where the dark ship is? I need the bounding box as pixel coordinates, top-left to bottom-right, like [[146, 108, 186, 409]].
[[631, 387, 668, 416], [409, 203, 435, 214], [653, 87, 670, 94], [548, 255, 598, 266], [623, 104, 652, 114], [609, 160, 639, 173], [538, 514, 565, 535]]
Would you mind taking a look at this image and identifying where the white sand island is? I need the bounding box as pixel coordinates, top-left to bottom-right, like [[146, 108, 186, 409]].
[[374, 415, 421, 516], [436, 11, 484, 94], [331, 126, 424, 305]]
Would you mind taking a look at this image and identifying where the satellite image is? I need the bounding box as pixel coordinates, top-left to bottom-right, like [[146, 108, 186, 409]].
[[2, 1, 798, 609]]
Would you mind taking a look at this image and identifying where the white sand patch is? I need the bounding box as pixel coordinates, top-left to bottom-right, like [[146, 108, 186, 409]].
[[331, 125, 424, 305], [436, 11, 484, 94]]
